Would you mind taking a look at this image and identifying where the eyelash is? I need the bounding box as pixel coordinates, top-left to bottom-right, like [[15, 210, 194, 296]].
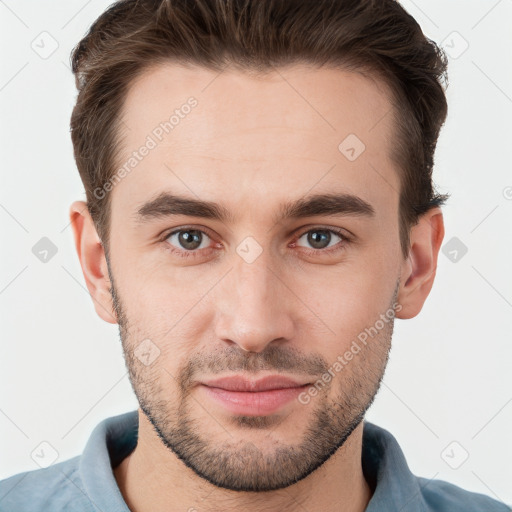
[[160, 226, 351, 260]]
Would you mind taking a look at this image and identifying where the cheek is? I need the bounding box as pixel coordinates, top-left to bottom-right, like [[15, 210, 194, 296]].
[[110, 245, 202, 320], [116, 277, 214, 368], [291, 255, 397, 351]]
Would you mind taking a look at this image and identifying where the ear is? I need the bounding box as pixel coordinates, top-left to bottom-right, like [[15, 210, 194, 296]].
[[69, 200, 117, 324], [396, 207, 445, 319]]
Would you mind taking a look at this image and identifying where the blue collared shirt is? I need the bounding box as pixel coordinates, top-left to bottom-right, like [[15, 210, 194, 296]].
[[0, 410, 509, 511]]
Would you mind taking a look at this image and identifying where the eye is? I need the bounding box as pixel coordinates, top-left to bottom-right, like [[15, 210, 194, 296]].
[[163, 227, 217, 259], [294, 227, 349, 254], [161, 225, 351, 261]]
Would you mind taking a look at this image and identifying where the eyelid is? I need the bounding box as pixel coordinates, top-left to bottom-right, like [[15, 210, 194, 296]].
[[160, 224, 217, 242], [292, 224, 353, 242], [161, 224, 352, 242]]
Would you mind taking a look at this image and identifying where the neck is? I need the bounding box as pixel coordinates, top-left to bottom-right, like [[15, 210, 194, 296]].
[[114, 410, 372, 512]]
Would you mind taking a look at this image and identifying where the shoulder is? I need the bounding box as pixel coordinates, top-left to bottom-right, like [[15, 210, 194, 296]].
[[418, 477, 511, 512], [362, 422, 510, 512], [0, 410, 138, 512], [0, 456, 95, 512]]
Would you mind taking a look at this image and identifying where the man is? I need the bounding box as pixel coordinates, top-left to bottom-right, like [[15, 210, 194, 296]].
[[0, 0, 508, 511]]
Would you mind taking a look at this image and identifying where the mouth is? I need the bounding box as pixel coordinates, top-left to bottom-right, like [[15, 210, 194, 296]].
[[198, 374, 312, 416]]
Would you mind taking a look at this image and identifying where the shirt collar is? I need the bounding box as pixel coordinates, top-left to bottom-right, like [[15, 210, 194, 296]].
[[362, 421, 428, 511], [79, 410, 137, 512]]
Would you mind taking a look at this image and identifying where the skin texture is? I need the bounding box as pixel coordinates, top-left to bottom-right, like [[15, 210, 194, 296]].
[[70, 62, 444, 512]]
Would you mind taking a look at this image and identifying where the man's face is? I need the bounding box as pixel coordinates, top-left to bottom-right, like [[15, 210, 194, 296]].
[[107, 63, 404, 491]]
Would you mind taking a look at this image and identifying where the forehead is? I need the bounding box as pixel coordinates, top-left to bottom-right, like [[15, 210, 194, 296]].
[[113, 62, 400, 220]]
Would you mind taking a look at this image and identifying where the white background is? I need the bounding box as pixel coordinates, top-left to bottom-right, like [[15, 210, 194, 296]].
[[1, 0, 511, 507]]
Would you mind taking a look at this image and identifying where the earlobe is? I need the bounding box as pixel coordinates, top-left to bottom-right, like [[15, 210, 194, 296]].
[[69, 200, 117, 324], [396, 208, 445, 319]]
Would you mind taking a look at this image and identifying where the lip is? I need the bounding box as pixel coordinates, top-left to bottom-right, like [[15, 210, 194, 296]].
[[201, 375, 310, 392], [198, 375, 312, 416]]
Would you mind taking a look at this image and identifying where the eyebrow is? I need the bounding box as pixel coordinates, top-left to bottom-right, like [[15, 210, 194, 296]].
[[134, 191, 376, 225]]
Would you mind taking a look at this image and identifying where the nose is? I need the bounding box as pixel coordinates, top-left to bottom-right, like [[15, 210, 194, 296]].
[[213, 251, 295, 353]]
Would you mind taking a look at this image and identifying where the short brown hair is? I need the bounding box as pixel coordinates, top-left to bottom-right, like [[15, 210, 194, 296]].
[[70, 0, 449, 259]]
